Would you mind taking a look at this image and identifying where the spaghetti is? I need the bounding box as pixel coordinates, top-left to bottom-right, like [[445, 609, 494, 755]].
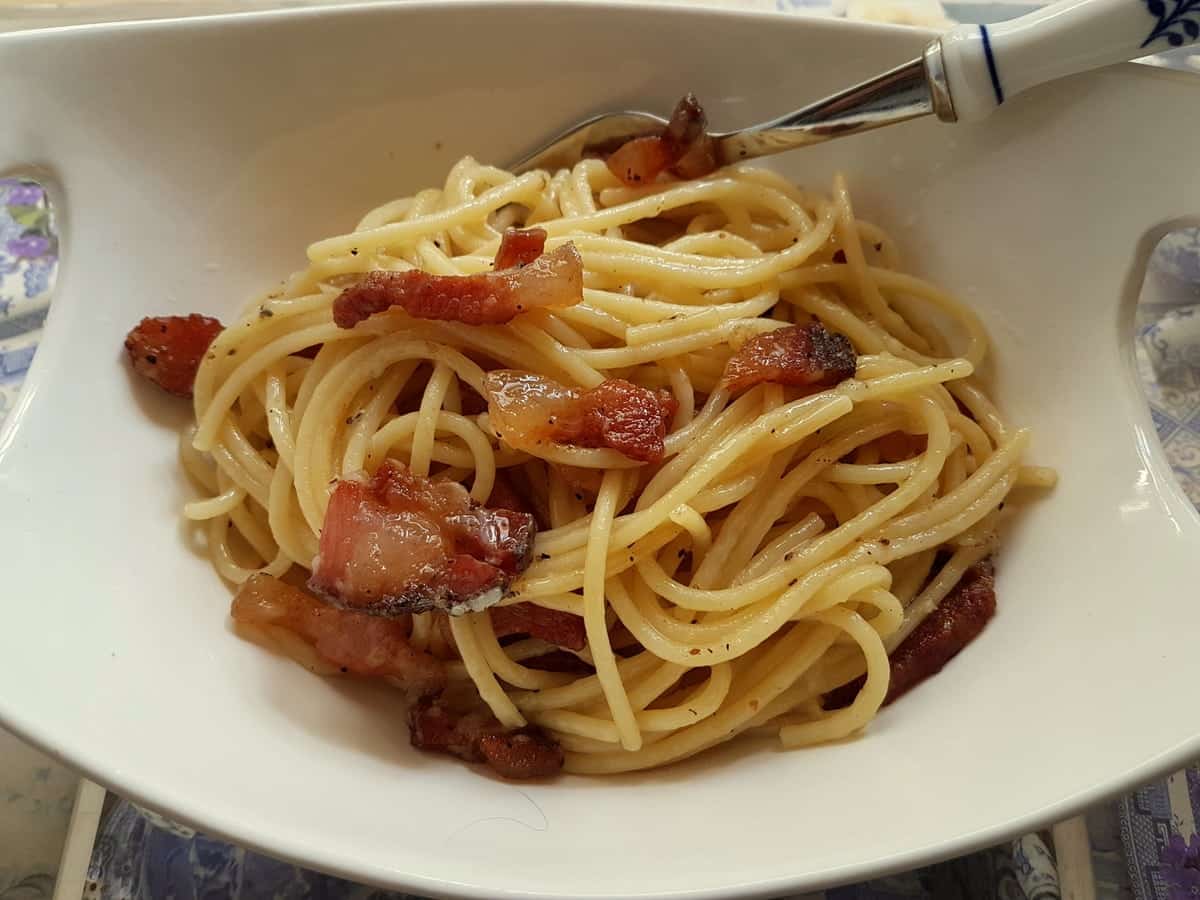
[[144, 154, 1053, 777]]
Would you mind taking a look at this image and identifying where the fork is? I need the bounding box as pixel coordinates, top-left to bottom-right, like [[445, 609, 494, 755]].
[[512, 0, 1200, 174]]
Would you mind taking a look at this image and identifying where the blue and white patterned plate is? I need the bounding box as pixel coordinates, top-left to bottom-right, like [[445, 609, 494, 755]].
[[0, 179, 54, 426], [0, 179, 72, 900]]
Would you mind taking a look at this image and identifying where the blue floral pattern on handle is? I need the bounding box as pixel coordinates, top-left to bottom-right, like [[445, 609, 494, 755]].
[[1141, 0, 1200, 48]]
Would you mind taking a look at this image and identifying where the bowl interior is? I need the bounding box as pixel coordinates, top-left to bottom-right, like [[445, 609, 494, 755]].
[[1, 3, 1199, 897]]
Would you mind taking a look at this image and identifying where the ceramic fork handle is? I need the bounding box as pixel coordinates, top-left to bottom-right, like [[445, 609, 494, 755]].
[[935, 0, 1200, 122]]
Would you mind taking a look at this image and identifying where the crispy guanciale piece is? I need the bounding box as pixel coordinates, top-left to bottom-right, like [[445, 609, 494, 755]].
[[231, 573, 445, 697], [490, 602, 587, 651], [824, 559, 997, 709], [309, 460, 536, 617], [606, 94, 718, 186], [483, 370, 678, 464], [721, 322, 857, 395], [124, 314, 223, 397], [409, 694, 564, 779], [332, 243, 582, 328], [493, 227, 547, 270], [485, 470, 533, 516]]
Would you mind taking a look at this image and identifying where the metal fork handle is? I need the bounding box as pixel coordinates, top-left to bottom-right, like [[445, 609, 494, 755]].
[[712, 45, 952, 166]]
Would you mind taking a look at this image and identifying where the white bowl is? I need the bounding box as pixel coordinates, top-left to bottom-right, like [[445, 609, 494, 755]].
[[2, 3, 1199, 897]]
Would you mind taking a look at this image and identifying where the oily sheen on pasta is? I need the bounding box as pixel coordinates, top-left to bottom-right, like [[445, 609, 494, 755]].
[[157, 155, 1052, 778]]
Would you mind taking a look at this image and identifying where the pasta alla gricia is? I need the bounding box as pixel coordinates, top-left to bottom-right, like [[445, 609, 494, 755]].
[[128, 153, 1052, 777]]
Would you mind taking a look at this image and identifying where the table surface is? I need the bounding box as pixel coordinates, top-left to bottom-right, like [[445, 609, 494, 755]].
[[2, 3, 1199, 899]]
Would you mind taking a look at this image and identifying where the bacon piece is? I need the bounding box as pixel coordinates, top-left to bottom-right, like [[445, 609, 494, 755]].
[[721, 322, 856, 395], [824, 559, 997, 709], [231, 574, 445, 697], [493, 227, 547, 270], [521, 650, 595, 675], [886, 559, 996, 703], [332, 243, 582, 329], [309, 460, 536, 616], [877, 430, 925, 462], [409, 693, 563, 779], [557, 464, 604, 502], [124, 314, 223, 398], [477, 730, 564, 780], [486, 470, 533, 516], [459, 384, 489, 416], [606, 94, 718, 187], [484, 370, 678, 464], [490, 602, 587, 651]]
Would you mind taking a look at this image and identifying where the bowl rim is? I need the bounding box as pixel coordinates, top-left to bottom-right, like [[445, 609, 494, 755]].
[[0, 0, 933, 44], [3, 4, 1200, 898]]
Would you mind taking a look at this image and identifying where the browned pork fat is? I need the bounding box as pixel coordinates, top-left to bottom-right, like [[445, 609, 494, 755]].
[[231, 575, 562, 778], [824, 559, 997, 709], [490, 602, 587, 651], [124, 314, 223, 397], [231, 573, 445, 697], [605, 94, 719, 187], [493, 227, 548, 270], [483, 370, 678, 464], [332, 242, 582, 329], [409, 693, 564, 779], [309, 460, 536, 617], [721, 322, 857, 395]]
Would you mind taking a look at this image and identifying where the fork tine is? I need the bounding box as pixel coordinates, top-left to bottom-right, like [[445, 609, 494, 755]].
[[509, 112, 668, 174]]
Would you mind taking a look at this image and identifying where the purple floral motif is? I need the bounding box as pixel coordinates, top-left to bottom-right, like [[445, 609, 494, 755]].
[[5, 235, 50, 260], [1161, 833, 1200, 899], [3, 183, 43, 207], [21, 260, 53, 301], [0, 212, 22, 245]]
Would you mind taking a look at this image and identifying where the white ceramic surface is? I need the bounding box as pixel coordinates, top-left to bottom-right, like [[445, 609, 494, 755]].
[[1, 3, 1199, 898]]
